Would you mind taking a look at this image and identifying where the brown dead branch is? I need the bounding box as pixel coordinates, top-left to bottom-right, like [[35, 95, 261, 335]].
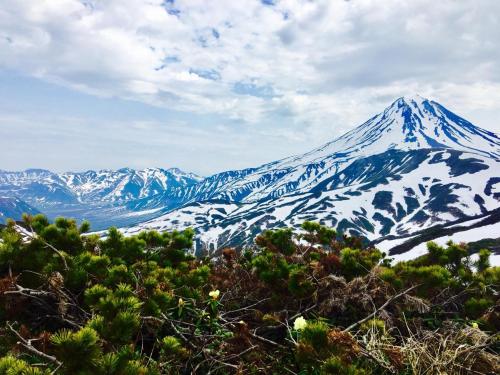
[[7, 321, 62, 367]]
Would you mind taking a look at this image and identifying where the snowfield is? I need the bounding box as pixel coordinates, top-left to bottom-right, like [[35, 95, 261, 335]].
[[121, 96, 500, 258], [382, 221, 500, 266], [2, 96, 499, 260]]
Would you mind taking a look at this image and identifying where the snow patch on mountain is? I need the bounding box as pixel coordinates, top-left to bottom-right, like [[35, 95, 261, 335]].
[[384, 221, 500, 266], [2, 95, 499, 257], [0, 196, 40, 223], [0, 167, 203, 229], [172, 96, 500, 206], [122, 96, 500, 255]]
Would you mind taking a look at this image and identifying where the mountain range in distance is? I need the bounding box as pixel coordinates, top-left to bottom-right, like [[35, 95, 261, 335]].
[[0, 167, 203, 229], [1, 95, 499, 261]]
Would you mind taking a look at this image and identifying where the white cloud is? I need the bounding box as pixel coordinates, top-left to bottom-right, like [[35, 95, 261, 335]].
[[0, 0, 499, 173]]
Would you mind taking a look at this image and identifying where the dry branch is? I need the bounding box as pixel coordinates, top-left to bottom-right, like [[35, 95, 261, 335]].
[[343, 284, 420, 333], [7, 322, 62, 367]]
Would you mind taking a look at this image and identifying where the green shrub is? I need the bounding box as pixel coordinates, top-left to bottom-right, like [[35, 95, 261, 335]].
[[288, 266, 314, 298], [0, 355, 50, 374], [378, 267, 402, 289], [255, 228, 296, 255], [300, 321, 330, 352], [465, 297, 493, 319], [1, 218, 498, 374], [321, 356, 366, 375], [51, 327, 101, 373], [301, 221, 336, 246], [340, 247, 383, 279], [476, 249, 491, 273], [160, 336, 188, 358]]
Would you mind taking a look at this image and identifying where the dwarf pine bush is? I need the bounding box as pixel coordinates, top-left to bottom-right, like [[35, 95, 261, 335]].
[[0, 216, 498, 374], [0, 356, 50, 375]]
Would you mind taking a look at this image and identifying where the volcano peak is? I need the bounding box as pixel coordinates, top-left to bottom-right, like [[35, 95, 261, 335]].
[[400, 94, 427, 104]]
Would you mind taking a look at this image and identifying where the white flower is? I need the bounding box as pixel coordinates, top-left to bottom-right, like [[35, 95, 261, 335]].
[[209, 290, 220, 300], [178, 297, 185, 307], [294, 316, 307, 331]]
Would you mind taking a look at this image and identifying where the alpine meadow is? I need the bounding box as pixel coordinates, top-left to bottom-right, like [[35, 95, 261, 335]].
[[0, 1, 499, 374]]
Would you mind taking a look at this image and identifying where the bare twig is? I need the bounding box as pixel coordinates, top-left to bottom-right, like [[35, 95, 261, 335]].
[[343, 284, 420, 333], [160, 313, 197, 350], [7, 322, 63, 367]]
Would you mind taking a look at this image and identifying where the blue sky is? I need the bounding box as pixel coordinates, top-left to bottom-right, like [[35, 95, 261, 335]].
[[1, 0, 499, 175]]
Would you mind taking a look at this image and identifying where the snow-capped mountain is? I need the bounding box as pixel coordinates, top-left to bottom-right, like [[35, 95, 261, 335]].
[[0, 169, 78, 206], [164, 95, 499, 206], [0, 167, 202, 228], [60, 167, 202, 203], [2, 95, 499, 255], [0, 167, 202, 205], [0, 196, 40, 224], [122, 96, 500, 254]]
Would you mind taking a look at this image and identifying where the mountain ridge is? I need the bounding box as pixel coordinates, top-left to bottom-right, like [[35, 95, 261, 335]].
[[1, 95, 499, 257], [0, 167, 203, 204], [163, 95, 500, 207], [0, 196, 40, 224], [0, 167, 203, 228], [119, 96, 500, 255]]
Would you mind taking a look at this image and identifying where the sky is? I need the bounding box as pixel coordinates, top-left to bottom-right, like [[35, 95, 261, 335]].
[[1, 0, 499, 176]]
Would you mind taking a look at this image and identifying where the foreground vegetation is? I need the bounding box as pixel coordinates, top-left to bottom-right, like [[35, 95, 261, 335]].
[[0, 215, 498, 374]]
